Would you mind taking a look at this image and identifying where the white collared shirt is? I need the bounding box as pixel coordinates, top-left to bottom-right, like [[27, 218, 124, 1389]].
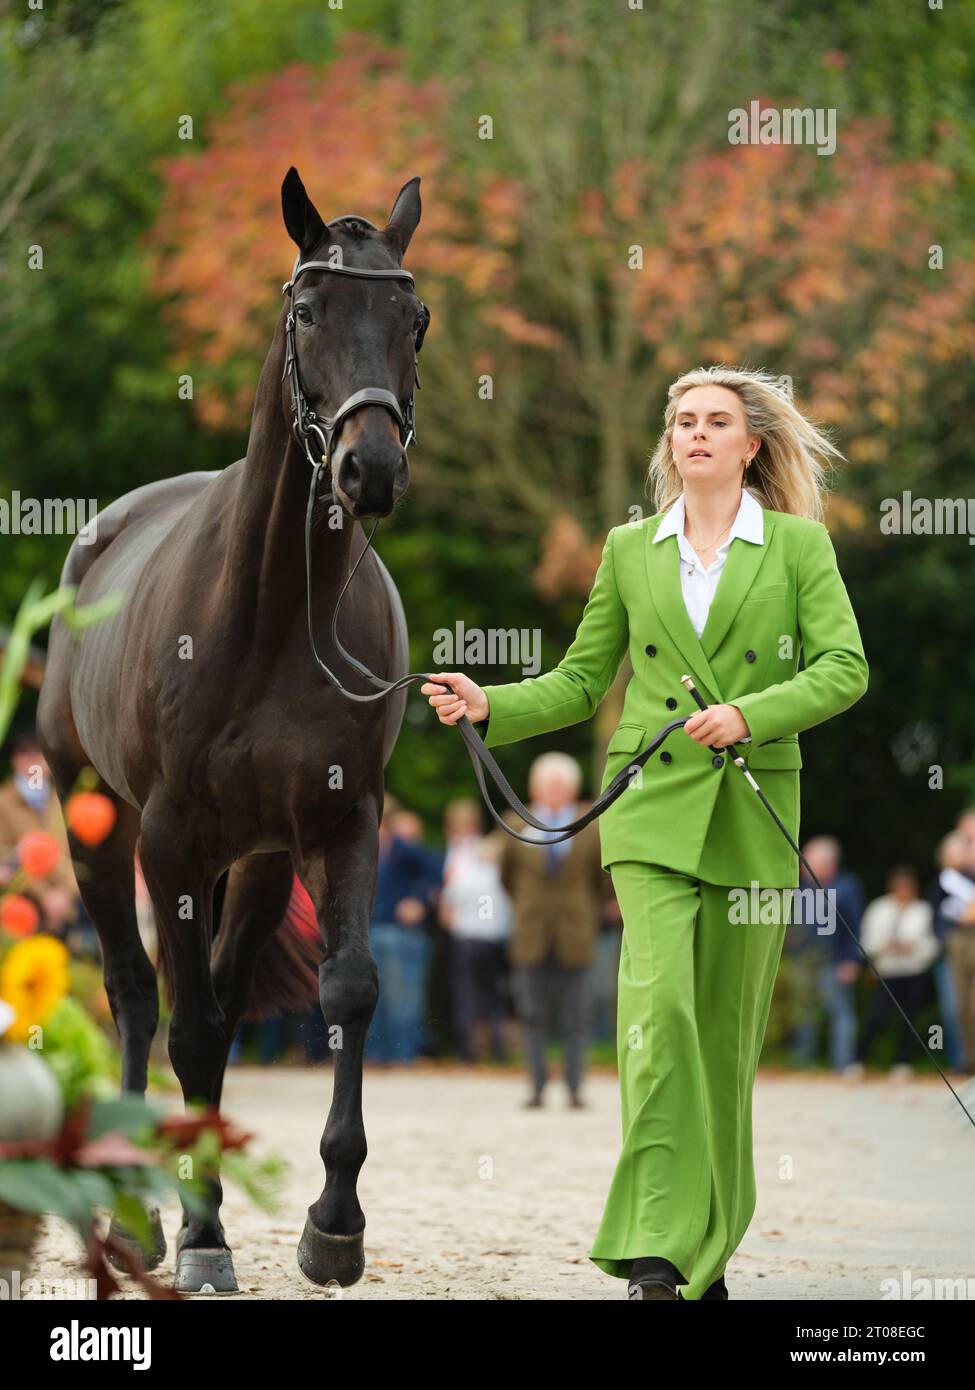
[[652, 486, 765, 638], [441, 835, 512, 942], [859, 895, 939, 977], [526, 801, 577, 867]]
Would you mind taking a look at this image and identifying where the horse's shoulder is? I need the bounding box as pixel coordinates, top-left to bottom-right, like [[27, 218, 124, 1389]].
[[61, 469, 230, 587]]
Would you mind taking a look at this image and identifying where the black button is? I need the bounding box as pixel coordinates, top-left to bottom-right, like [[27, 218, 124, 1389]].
[[660, 750, 672, 764], [645, 644, 657, 657], [712, 755, 725, 768], [666, 697, 677, 710], [745, 649, 756, 663]]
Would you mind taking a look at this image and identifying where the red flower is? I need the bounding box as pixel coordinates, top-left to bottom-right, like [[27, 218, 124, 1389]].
[[66, 792, 116, 848], [0, 894, 40, 937], [16, 830, 62, 879], [156, 1108, 253, 1152], [75, 1134, 156, 1167]]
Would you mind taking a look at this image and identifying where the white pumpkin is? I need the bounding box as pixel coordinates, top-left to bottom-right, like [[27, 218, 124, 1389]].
[[0, 1043, 64, 1142]]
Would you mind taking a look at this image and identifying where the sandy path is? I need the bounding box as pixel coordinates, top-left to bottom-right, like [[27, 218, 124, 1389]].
[[31, 1063, 975, 1300]]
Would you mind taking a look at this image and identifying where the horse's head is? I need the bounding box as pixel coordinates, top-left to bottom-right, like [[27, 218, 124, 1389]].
[[280, 166, 430, 519]]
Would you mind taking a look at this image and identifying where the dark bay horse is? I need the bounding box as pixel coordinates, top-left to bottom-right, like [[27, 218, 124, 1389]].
[[36, 168, 428, 1292]]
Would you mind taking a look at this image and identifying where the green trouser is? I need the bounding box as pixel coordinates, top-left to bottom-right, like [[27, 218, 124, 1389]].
[[589, 861, 790, 1300]]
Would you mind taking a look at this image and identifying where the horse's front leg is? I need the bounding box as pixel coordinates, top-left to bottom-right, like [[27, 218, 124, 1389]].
[[139, 792, 237, 1294], [294, 799, 380, 1288]]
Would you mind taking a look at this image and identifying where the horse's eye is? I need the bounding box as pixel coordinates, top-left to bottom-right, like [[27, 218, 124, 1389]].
[[295, 305, 313, 325]]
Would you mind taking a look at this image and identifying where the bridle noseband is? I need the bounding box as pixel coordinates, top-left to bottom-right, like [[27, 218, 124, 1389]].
[[281, 251, 428, 478]]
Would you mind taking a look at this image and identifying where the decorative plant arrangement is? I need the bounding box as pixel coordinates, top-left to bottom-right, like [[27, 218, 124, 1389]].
[[0, 582, 284, 1298]]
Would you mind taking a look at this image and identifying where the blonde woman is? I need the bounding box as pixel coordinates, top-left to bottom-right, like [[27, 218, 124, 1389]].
[[422, 365, 869, 1301]]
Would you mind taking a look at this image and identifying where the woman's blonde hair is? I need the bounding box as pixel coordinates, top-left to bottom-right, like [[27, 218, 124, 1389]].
[[646, 365, 844, 522]]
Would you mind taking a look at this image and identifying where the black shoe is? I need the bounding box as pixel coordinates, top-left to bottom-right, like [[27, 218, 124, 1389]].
[[677, 1275, 729, 1301], [627, 1256, 682, 1300]]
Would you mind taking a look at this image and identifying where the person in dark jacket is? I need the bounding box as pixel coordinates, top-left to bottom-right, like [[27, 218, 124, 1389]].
[[788, 835, 865, 1074], [364, 795, 445, 1066]]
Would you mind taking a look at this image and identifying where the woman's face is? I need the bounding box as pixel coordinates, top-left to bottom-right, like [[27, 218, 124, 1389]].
[[671, 385, 759, 489]]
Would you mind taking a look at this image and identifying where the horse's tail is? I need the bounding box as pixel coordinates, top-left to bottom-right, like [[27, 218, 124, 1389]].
[[239, 877, 323, 1022], [156, 874, 323, 1025]]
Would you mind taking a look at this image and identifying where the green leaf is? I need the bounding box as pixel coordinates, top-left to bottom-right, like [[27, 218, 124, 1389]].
[[173, 1179, 210, 1219], [61, 590, 127, 632], [0, 1160, 91, 1232], [220, 1151, 284, 1215], [110, 1190, 153, 1249], [41, 997, 118, 1107], [88, 1094, 163, 1142], [71, 1168, 117, 1214]]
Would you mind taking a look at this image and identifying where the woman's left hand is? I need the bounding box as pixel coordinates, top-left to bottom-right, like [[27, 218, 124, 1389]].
[[682, 703, 750, 748]]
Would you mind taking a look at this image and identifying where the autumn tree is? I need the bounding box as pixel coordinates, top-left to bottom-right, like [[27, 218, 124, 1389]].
[[147, 25, 975, 746]]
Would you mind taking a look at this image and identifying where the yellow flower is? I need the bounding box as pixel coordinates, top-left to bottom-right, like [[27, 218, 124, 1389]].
[[0, 935, 71, 1043]]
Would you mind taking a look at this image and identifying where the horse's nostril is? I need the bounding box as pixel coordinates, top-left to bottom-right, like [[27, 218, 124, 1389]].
[[339, 451, 362, 500]]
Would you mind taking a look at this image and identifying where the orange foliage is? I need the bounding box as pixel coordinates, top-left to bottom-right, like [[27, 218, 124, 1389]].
[[534, 512, 603, 602], [144, 34, 531, 429], [596, 113, 975, 474], [146, 51, 975, 512]]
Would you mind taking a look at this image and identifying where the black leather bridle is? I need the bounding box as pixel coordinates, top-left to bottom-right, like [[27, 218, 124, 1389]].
[[281, 250, 429, 474]]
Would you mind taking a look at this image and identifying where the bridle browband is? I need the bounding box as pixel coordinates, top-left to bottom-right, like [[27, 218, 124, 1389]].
[[281, 250, 426, 478]]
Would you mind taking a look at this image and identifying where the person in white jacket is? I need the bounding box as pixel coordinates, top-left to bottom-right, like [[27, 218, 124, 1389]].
[[439, 799, 512, 1063], [856, 865, 939, 1078]]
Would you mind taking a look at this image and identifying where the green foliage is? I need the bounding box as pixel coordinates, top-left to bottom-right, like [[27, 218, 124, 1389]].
[[0, 1091, 285, 1255], [0, 580, 124, 744], [767, 0, 975, 173], [0, 1158, 98, 1229], [40, 996, 118, 1108], [92, 0, 341, 139]]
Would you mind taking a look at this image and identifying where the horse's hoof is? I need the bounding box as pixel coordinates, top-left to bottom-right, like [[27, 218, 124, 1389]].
[[106, 1206, 167, 1272], [173, 1246, 238, 1294], [296, 1214, 364, 1287]]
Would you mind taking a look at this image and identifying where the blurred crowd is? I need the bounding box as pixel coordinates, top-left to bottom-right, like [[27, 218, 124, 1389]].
[[787, 814, 975, 1080], [4, 723, 975, 1096]]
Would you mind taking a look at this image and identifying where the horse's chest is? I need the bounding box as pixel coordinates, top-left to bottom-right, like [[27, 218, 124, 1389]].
[[190, 711, 374, 829]]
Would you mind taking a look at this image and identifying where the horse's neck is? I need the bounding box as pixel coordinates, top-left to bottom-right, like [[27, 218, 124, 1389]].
[[227, 314, 352, 621]]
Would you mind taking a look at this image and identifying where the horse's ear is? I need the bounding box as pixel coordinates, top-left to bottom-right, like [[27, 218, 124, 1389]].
[[281, 167, 327, 254], [382, 176, 421, 260]]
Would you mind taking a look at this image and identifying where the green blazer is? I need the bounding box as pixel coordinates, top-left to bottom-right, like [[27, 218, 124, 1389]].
[[476, 507, 869, 888]]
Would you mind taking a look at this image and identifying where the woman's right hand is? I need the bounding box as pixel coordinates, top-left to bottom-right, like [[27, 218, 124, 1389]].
[[420, 671, 489, 726]]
